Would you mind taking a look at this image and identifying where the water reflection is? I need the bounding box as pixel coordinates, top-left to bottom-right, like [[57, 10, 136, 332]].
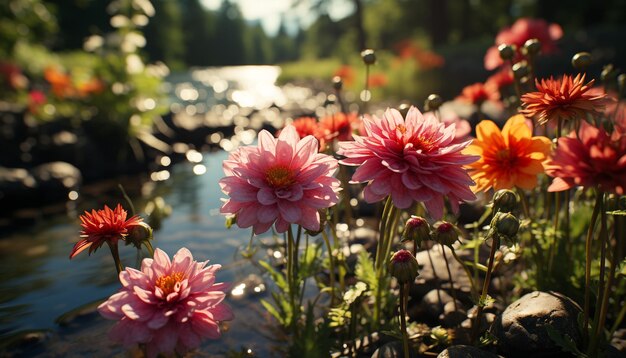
[[0, 151, 276, 356]]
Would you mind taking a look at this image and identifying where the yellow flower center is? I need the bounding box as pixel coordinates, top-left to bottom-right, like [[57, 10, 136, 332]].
[[397, 124, 407, 134], [265, 165, 296, 188], [155, 272, 184, 296]]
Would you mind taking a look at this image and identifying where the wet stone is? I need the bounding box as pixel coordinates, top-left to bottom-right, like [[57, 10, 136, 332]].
[[491, 291, 581, 357], [441, 300, 467, 327], [437, 345, 501, 358], [611, 328, 626, 353], [412, 245, 473, 297], [421, 289, 454, 319]]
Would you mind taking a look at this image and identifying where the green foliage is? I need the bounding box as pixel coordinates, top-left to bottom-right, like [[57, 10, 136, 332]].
[[545, 325, 587, 358], [289, 305, 332, 358], [355, 250, 377, 295], [258, 260, 293, 327]]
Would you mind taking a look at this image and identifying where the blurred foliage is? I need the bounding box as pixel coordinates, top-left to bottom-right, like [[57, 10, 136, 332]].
[[0, 0, 168, 165]]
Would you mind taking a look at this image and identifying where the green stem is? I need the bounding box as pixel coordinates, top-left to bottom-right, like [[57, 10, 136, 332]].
[[321, 228, 336, 306], [107, 241, 123, 275], [597, 229, 616, 343], [373, 197, 393, 328], [451, 247, 478, 300], [328, 222, 346, 294], [142, 239, 155, 258], [441, 244, 459, 313], [589, 198, 608, 357], [609, 298, 626, 339], [118, 184, 136, 215], [583, 192, 602, 340], [472, 235, 499, 344], [400, 283, 410, 358], [549, 190, 560, 274], [287, 227, 298, 330]]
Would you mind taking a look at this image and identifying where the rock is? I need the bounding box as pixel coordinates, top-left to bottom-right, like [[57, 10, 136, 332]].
[[412, 245, 473, 297], [422, 289, 454, 319], [441, 300, 467, 327], [437, 345, 500, 358], [611, 328, 626, 353], [491, 291, 581, 357], [461, 312, 496, 332], [371, 341, 417, 358], [32, 161, 81, 190]]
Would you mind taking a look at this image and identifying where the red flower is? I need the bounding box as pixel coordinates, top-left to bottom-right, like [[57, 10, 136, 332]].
[[485, 68, 514, 93], [484, 18, 563, 70], [70, 204, 143, 259], [317, 112, 358, 150], [367, 73, 388, 88], [521, 74, 607, 125], [393, 40, 445, 69], [334, 65, 356, 87], [28, 90, 46, 114], [456, 82, 499, 105], [546, 121, 626, 195]]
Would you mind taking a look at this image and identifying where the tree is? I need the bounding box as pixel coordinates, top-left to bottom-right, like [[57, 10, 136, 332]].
[[144, 0, 185, 69]]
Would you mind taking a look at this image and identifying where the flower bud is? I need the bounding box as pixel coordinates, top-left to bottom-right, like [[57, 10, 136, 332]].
[[492, 212, 520, 241], [402, 215, 431, 247], [433, 221, 459, 246], [618, 74, 626, 98], [397, 102, 412, 117], [425, 94, 443, 111], [388, 249, 419, 284], [512, 61, 529, 79], [522, 38, 541, 56], [601, 64, 618, 82], [498, 44, 516, 61], [571, 52, 592, 71], [125, 221, 153, 248], [332, 76, 343, 90], [492, 189, 518, 213], [361, 49, 376, 65]]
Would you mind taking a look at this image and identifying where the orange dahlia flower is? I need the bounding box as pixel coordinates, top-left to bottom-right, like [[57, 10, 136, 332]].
[[464, 114, 552, 192], [521, 74, 607, 125]]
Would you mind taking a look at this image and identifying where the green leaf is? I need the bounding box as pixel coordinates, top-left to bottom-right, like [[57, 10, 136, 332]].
[[260, 299, 286, 326], [545, 325, 587, 357], [606, 210, 626, 216], [258, 260, 288, 291], [355, 250, 377, 294]]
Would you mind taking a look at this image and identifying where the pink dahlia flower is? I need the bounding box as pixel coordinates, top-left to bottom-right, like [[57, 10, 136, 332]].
[[546, 121, 626, 195], [220, 125, 341, 234], [338, 107, 478, 219], [98, 248, 233, 358]]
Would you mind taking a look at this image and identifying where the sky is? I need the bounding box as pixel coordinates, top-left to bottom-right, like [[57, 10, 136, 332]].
[[200, 0, 355, 36]]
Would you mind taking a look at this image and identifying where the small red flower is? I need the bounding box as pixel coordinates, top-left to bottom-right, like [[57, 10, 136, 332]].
[[70, 204, 143, 259], [485, 68, 514, 93], [457, 82, 499, 105], [334, 65, 356, 87], [316, 112, 358, 150]]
